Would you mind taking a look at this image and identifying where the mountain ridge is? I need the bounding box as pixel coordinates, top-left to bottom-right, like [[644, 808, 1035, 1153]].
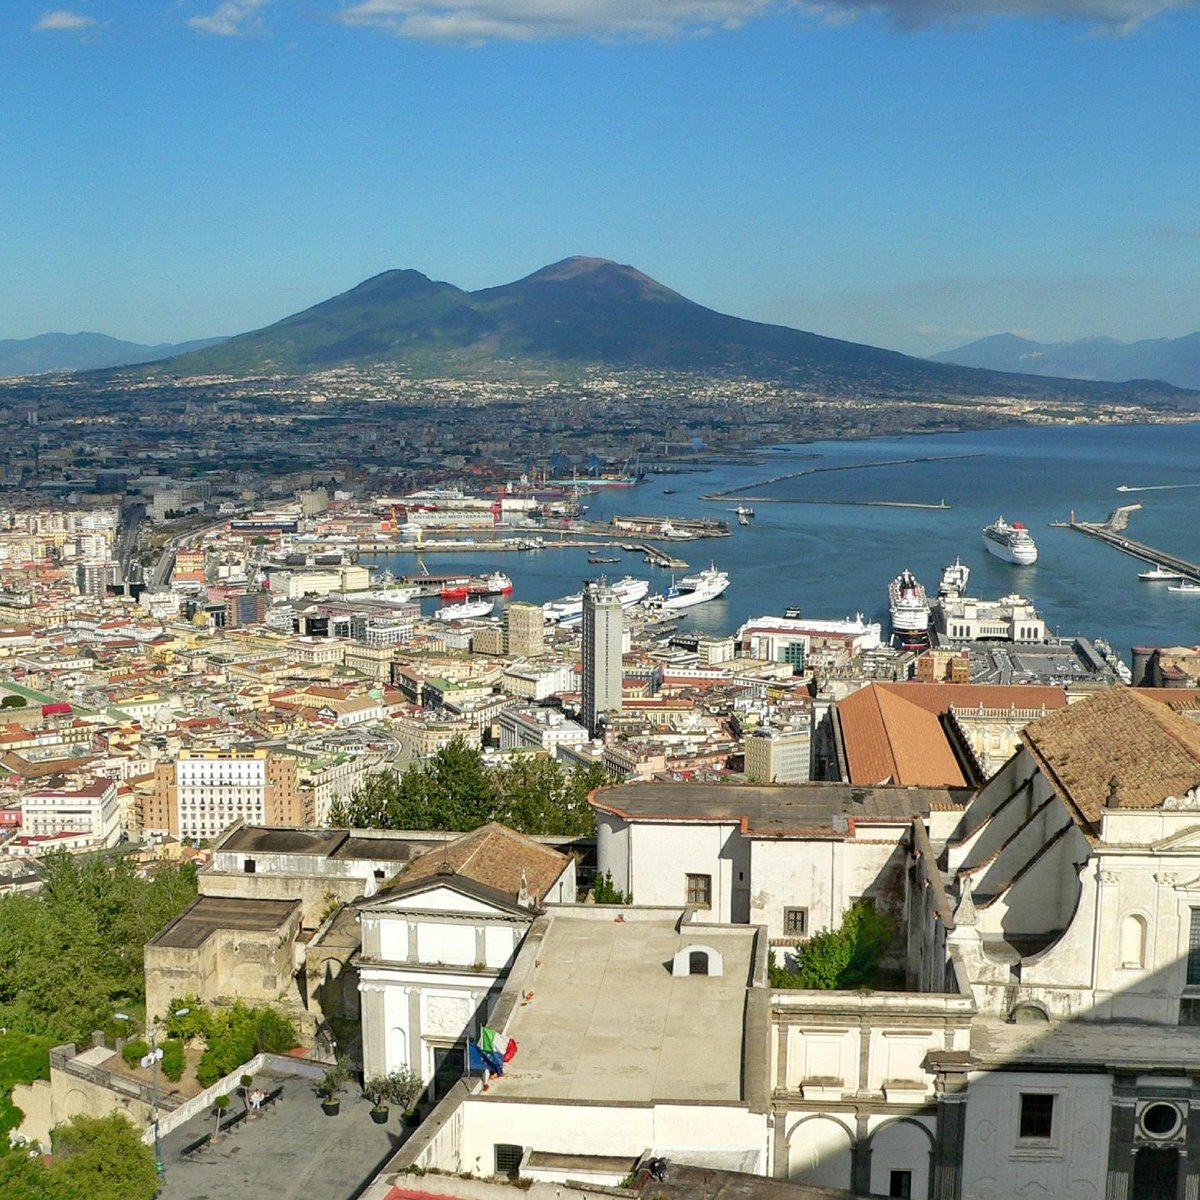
[[932, 330, 1200, 390], [0, 331, 227, 376], [125, 257, 1194, 408]]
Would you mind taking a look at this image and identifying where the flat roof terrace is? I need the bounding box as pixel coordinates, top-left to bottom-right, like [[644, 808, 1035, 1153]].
[[158, 1066, 410, 1200], [491, 909, 761, 1105], [149, 896, 299, 950]]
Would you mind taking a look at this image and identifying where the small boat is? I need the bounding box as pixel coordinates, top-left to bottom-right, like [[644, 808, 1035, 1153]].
[[588, 556, 621, 564], [1169, 582, 1200, 594], [1139, 566, 1185, 581], [662, 488, 676, 495], [736, 505, 754, 526]]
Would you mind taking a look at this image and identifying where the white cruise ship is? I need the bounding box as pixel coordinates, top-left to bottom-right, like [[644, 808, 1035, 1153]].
[[654, 566, 731, 611], [982, 517, 1038, 565], [938, 557, 971, 598], [543, 576, 650, 624], [888, 569, 930, 646], [434, 598, 494, 621]]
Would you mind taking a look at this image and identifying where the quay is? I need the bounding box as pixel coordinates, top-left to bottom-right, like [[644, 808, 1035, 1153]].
[[1061, 504, 1200, 583], [703, 452, 983, 499], [708, 496, 951, 510]]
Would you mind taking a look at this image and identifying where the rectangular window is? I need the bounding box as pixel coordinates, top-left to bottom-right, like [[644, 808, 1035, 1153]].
[[243, 858, 256, 874], [686, 873, 712, 908], [494, 1144, 523, 1178], [1180, 998, 1200, 1026], [1188, 909, 1200, 985], [1019, 1093, 1055, 1140], [889, 1170, 913, 1199], [784, 907, 808, 935]]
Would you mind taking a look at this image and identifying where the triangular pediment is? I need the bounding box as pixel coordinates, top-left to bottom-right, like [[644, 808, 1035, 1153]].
[[359, 881, 520, 918], [1150, 823, 1200, 853]]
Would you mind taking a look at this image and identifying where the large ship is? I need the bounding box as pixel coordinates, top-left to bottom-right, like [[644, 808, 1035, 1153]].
[[982, 517, 1038, 565], [938, 557, 970, 598], [440, 571, 514, 600], [434, 598, 495, 621], [652, 566, 731, 611], [543, 575, 649, 624], [888, 569, 930, 646]]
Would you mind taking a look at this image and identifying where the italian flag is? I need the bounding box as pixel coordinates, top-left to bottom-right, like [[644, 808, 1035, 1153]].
[[480, 1027, 517, 1062]]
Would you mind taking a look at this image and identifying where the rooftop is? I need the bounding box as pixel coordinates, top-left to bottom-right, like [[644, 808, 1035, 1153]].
[[158, 1066, 407, 1200], [491, 908, 759, 1105], [149, 895, 299, 950], [1021, 686, 1200, 831], [591, 781, 968, 836]]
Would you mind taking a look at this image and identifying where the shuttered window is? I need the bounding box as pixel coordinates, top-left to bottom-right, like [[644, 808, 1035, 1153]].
[[1188, 909, 1200, 986]]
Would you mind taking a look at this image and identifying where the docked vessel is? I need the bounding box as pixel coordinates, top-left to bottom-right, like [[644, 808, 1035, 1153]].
[[434, 598, 495, 621], [440, 571, 513, 599], [652, 566, 731, 611], [888, 570, 930, 646], [1168, 582, 1200, 594], [366, 585, 422, 605], [1139, 566, 1185, 581], [938, 558, 970, 598], [983, 517, 1038, 565], [543, 575, 650, 624]]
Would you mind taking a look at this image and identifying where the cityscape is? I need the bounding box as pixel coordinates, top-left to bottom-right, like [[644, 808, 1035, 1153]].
[[5, 3, 1200, 1200]]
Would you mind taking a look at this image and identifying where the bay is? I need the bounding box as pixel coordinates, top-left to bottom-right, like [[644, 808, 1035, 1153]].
[[373, 422, 1200, 666]]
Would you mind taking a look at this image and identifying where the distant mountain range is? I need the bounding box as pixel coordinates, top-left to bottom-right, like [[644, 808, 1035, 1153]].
[[932, 331, 1200, 390], [0, 332, 227, 376], [22, 259, 1196, 410]]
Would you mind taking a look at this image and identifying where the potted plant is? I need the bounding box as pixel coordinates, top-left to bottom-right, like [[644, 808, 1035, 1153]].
[[362, 1075, 392, 1124], [387, 1065, 425, 1127], [317, 1062, 348, 1116], [240, 1073, 254, 1108]]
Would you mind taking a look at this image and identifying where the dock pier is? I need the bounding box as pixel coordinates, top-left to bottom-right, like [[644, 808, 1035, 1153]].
[[1062, 504, 1200, 583]]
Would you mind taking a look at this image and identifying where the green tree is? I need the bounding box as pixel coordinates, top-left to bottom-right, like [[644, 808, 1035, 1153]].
[[329, 739, 607, 837], [768, 902, 893, 991], [48, 1112, 157, 1200], [0, 695, 27, 709], [0, 855, 197, 1041]]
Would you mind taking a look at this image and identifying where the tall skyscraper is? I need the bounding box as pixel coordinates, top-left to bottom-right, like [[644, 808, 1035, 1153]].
[[581, 580, 623, 736]]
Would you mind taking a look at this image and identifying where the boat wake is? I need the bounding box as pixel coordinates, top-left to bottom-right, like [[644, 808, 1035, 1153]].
[[1116, 483, 1200, 492]]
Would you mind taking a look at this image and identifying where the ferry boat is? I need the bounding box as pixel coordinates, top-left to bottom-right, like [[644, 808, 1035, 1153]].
[[652, 566, 731, 611], [659, 520, 691, 541], [434, 598, 495, 621], [441, 571, 513, 599], [938, 558, 971, 598], [982, 517, 1038, 565], [1139, 566, 1185, 582], [888, 570, 930, 646], [542, 576, 650, 624], [736, 505, 754, 526]]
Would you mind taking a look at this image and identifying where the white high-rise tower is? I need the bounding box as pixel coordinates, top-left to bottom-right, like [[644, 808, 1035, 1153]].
[[581, 579, 623, 736]]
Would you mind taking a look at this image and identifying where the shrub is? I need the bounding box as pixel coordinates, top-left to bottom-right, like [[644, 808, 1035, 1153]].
[[769, 901, 893, 991], [160, 1039, 185, 1083], [120, 1039, 150, 1069], [593, 870, 631, 906]]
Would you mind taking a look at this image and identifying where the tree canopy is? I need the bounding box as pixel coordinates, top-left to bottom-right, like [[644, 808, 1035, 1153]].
[[768, 901, 894, 991], [0, 853, 197, 1041], [0, 1113, 157, 1200], [161, 997, 299, 1087], [329, 738, 607, 838]]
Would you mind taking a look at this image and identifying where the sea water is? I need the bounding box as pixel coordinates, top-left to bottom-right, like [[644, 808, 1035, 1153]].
[[373, 422, 1200, 665]]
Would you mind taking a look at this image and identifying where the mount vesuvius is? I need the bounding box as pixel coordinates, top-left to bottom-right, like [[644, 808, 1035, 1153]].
[[142, 257, 1193, 407]]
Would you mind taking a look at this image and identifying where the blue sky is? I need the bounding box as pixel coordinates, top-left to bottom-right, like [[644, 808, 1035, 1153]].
[[4, 0, 1199, 355]]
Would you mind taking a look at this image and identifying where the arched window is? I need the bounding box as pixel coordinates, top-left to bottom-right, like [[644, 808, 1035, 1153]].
[[689, 950, 709, 976], [1120, 913, 1148, 969]]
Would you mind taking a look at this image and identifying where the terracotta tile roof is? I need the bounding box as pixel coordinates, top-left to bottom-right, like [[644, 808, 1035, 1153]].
[[1021, 686, 1200, 832], [396, 822, 568, 903], [837, 685, 968, 787]]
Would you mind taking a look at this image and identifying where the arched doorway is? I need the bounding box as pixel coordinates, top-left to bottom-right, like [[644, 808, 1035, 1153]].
[[1132, 1147, 1179, 1200]]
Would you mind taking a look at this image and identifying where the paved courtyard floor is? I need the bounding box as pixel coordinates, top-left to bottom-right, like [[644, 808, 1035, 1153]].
[[157, 1067, 412, 1200]]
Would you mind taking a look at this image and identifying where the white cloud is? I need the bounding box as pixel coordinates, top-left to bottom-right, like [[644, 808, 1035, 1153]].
[[33, 9, 97, 31], [331, 0, 1193, 41], [188, 0, 271, 35], [334, 0, 780, 41], [802, 0, 1192, 35]]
